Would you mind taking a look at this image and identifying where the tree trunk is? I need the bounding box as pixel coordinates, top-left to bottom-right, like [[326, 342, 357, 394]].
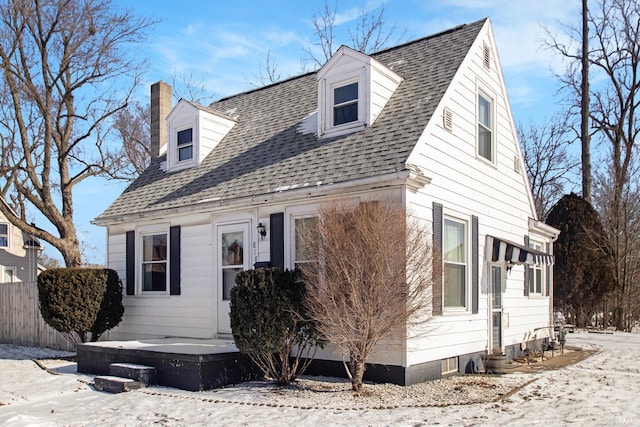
[[350, 358, 366, 392]]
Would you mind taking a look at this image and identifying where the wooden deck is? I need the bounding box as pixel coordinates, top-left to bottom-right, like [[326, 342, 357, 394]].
[[76, 338, 262, 391]]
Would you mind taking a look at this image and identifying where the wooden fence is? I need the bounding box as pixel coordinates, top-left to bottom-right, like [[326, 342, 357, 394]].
[[0, 281, 75, 352]]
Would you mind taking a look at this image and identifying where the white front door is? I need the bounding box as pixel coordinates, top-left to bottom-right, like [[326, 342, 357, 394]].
[[217, 222, 250, 334], [489, 265, 504, 353]]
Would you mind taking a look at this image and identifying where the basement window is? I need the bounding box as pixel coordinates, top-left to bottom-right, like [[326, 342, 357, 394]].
[[441, 357, 459, 375]]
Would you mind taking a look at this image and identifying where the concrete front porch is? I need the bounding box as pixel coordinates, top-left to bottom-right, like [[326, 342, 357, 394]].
[[76, 338, 262, 391]]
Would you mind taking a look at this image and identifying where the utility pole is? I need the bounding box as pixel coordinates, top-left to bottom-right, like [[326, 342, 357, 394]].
[[581, 0, 592, 203]]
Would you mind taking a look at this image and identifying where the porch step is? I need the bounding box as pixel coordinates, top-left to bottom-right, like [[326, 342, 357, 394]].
[[94, 375, 143, 393], [109, 363, 157, 386], [93, 363, 157, 394]]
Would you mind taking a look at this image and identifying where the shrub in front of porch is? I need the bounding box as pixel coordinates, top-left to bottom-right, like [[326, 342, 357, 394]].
[[38, 268, 124, 344], [230, 268, 321, 385]]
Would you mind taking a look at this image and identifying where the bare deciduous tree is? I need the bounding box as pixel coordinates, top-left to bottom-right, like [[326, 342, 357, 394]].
[[547, 0, 640, 330], [254, 48, 282, 86], [518, 115, 578, 220], [111, 101, 151, 180], [298, 201, 433, 392], [0, 0, 156, 266], [303, 1, 405, 68]]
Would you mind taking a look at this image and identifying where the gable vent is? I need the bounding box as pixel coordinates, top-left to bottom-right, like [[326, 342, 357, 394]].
[[514, 155, 521, 173], [483, 43, 491, 70], [443, 108, 453, 131]]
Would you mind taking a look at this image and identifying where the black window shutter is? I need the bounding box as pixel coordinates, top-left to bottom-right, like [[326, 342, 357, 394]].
[[170, 226, 181, 295], [125, 230, 135, 295], [432, 203, 443, 316], [471, 215, 479, 314], [270, 213, 285, 270], [524, 235, 530, 296]]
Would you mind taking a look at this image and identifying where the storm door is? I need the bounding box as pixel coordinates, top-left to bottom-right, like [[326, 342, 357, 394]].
[[217, 222, 250, 334], [489, 265, 504, 353]]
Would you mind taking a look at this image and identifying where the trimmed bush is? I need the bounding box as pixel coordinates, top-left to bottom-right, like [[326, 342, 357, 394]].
[[230, 268, 321, 385], [38, 268, 124, 344]]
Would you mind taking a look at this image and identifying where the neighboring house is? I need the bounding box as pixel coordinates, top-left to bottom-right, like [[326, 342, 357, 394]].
[[0, 199, 43, 283], [94, 18, 559, 384]]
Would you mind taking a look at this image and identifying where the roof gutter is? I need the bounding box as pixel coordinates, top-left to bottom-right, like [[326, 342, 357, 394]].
[[92, 168, 431, 227]]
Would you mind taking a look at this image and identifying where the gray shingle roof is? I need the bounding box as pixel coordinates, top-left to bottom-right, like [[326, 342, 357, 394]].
[[97, 19, 486, 222]]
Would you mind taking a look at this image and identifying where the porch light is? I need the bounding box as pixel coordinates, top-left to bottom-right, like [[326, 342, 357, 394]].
[[257, 223, 267, 240]]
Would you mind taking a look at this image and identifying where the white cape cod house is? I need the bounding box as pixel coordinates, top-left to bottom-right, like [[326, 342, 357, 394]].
[[94, 18, 559, 384]]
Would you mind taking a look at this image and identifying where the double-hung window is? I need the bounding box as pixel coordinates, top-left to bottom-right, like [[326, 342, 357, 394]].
[[141, 232, 168, 292], [528, 241, 544, 295], [0, 223, 8, 247], [333, 82, 358, 126], [294, 216, 317, 270], [443, 218, 467, 308], [478, 93, 493, 162], [177, 128, 193, 162]]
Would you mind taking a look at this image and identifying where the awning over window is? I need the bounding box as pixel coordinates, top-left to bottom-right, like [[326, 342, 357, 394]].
[[487, 235, 554, 266]]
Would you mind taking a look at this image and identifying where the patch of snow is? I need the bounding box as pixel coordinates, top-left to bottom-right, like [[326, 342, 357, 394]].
[[296, 111, 317, 135], [0, 332, 639, 425]]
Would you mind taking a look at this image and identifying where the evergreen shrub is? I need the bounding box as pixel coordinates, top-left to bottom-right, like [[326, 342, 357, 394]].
[[37, 268, 124, 344], [230, 268, 321, 384]]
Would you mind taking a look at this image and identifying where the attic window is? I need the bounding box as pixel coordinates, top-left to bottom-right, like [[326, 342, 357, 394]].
[[177, 128, 193, 161], [483, 43, 491, 70], [334, 82, 359, 125]]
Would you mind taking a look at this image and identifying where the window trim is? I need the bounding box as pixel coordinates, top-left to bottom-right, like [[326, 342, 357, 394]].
[[0, 222, 9, 247], [443, 215, 470, 311], [137, 224, 170, 295], [319, 70, 367, 137], [2, 266, 17, 283], [477, 89, 495, 164]]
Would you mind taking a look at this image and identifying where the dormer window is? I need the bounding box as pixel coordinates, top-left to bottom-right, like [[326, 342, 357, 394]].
[[317, 45, 402, 138], [164, 99, 236, 172], [334, 82, 358, 125], [177, 128, 193, 161]]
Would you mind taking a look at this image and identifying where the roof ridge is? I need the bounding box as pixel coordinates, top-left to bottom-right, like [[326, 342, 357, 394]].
[[212, 18, 487, 106]]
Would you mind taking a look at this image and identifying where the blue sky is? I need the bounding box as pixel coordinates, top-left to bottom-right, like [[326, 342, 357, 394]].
[[68, 0, 581, 265]]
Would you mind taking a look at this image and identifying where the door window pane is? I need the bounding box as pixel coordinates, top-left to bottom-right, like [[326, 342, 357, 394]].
[[221, 230, 244, 301], [492, 266, 502, 309], [492, 311, 502, 349], [222, 232, 244, 266]]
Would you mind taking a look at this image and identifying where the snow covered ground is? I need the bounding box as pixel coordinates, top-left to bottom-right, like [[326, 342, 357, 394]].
[[0, 331, 638, 426]]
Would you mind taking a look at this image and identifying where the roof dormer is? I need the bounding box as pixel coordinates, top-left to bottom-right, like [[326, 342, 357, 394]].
[[317, 45, 402, 138], [165, 100, 236, 172]]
